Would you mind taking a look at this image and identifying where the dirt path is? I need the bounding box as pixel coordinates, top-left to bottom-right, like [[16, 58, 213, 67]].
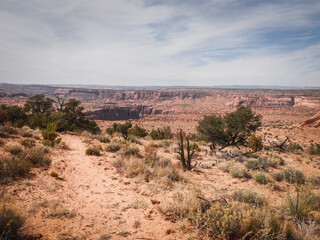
[[8, 135, 181, 240]]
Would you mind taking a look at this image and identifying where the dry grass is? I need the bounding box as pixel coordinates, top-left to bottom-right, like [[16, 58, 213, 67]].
[[0, 193, 25, 239], [4, 142, 23, 155]]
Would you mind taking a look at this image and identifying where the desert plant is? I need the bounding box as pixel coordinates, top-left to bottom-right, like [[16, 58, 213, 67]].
[[308, 143, 320, 155], [150, 126, 173, 140], [197, 106, 262, 150], [21, 139, 36, 148], [272, 171, 285, 182], [286, 142, 304, 152], [20, 126, 33, 138], [0, 194, 25, 239], [175, 128, 196, 171], [123, 145, 140, 156], [283, 168, 305, 184], [4, 156, 31, 178], [106, 144, 121, 153], [233, 189, 266, 206], [85, 147, 101, 156], [98, 135, 110, 143], [247, 134, 263, 152], [25, 146, 51, 166], [230, 164, 251, 178], [283, 189, 317, 220], [41, 122, 58, 145], [4, 142, 23, 155], [128, 125, 148, 138], [254, 172, 270, 185]]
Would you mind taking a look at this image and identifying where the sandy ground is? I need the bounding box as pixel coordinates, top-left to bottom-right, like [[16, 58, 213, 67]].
[[6, 135, 183, 240]]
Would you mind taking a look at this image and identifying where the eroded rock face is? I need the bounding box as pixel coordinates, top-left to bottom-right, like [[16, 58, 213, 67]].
[[85, 105, 163, 121], [226, 96, 295, 108], [300, 112, 320, 127]]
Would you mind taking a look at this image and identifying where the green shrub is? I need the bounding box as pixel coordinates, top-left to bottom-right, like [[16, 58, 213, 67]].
[[41, 122, 57, 143], [21, 139, 36, 148], [105, 122, 132, 139], [129, 125, 148, 138], [150, 126, 173, 140], [233, 189, 266, 206], [0, 194, 25, 239], [25, 146, 51, 166], [4, 142, 23, 155], [254, 172, 270, 185], [85, 147, 101, 156], [106, 144, 121, 153], [283, 190, 317, 220], [283, 168, 305, 184]]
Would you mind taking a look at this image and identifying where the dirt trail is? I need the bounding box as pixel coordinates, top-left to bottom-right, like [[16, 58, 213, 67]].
[[10, 135, 180, 240]]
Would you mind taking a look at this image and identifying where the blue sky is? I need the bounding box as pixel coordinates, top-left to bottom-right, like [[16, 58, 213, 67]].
[[0, 0, 319, 86]]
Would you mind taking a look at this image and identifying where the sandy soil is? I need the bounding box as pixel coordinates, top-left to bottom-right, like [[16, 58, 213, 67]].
[[6, 135, 182, 240]]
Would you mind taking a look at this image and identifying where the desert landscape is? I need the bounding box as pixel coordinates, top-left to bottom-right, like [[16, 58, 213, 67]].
[[0, 84, 320, 240]]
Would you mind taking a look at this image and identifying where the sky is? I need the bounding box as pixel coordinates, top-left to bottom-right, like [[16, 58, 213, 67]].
[[0, 0, 320, 87]]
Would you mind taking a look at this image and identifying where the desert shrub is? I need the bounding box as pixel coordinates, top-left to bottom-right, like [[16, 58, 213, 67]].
[[283, 190, 317, 220], [122, 145, 140, 156], [20, 126, 33, 138], [106, 144, 121, 152], [85, 147, 100, 156], [283, 168, 305, 184], [21, 139, 36, 148], [219, 161, 233, 173], [128, 125, 148, 138], [41, 122, 57, 145], [98, 135, 110, 143], [4, 142, 23, 155], [254, 172, 270, 185], [286, 142, 303, 152], [144, 144, 158, 166], [3, 156, 31, 178], [310, 176, 320, 186], [113, 157, 126, 174], [158, 188, 203, 223], [25, 146, 51, 166], [308, 143, 320, 155], [233, 189, 266, 206], [247, 134, 263, 152], [272, 171, 285, 182], [230, 164, 250, 179], [0, 194, 25, 239], [150, 126, 173, 140], [246, 156, 278, 171]]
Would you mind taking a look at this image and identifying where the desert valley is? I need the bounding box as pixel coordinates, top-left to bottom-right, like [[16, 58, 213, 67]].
[[0, 84, 320, 240]]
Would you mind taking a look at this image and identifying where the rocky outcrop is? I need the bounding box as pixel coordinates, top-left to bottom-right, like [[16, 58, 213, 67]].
[[85, 105, 163, 121], [299, 112, 320, 127], [227, 96, 295, 108]]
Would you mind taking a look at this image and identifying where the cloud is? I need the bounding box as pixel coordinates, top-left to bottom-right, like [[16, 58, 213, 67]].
[[0, 0, 319, 86]]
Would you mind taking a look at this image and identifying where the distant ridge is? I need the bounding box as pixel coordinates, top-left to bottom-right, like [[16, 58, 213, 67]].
[[1, 83, 320, 90]]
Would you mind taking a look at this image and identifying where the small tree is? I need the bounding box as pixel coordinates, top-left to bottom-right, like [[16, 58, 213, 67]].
[[24, 94, 55, 114], [176, 129, 196, 171], [116, 121, 132, 140], [41, 122, 57, 145], [197, 115, 224, 149], [197, 106, 262, 150]]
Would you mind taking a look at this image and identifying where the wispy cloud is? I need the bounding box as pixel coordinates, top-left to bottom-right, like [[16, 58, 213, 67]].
[[0, 0, 319, 86]]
